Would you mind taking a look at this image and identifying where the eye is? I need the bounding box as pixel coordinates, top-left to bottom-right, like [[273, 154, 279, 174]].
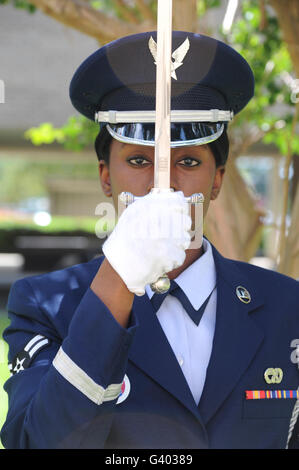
[[177, 157, 201, 167], [127, 155, 151, 167]]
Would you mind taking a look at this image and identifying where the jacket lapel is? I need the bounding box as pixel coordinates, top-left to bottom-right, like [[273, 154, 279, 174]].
[[106, 242, 265, 426], [198, 246, 265, 424], [129, 293, 205, 424]]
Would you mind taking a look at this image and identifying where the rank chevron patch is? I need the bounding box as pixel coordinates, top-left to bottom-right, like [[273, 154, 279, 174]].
[[8, 334, 50, 375]]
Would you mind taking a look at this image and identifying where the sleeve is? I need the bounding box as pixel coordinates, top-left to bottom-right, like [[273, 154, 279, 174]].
[[0, 278, 138, 449]]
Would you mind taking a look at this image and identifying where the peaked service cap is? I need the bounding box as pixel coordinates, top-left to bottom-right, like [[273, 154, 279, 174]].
[[70, 31, 254, 148]]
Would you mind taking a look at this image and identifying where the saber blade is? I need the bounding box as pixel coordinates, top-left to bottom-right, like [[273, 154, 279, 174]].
[[154, 0, 173, 190], [148, 0, 174, 294], [119, 0, 204, 294]]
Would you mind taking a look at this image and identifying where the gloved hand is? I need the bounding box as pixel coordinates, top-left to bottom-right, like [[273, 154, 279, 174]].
[[102, 190, 191, 296]]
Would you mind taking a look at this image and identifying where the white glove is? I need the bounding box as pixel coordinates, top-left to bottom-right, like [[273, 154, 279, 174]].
[[102, 190, 191, 296]]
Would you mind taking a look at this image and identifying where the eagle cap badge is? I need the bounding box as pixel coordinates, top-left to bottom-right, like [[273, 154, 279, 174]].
[[148, 36, 190, 80]]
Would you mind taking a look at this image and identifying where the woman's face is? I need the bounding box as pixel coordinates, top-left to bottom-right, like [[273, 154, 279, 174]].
[[99, 138, 225, 219]]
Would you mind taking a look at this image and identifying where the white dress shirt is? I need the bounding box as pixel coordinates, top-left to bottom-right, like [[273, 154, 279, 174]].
[[145, 238, 217, 405]]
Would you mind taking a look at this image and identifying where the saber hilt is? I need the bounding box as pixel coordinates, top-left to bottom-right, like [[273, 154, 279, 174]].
[[119, 190, 204, 294], [119, 190, 204, 206]]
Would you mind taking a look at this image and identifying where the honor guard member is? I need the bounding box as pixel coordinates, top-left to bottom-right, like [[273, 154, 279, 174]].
[[1, 32, 299, 449]]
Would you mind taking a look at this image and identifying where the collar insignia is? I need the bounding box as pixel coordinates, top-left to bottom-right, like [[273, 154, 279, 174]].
[[236, 286, 251, 304]]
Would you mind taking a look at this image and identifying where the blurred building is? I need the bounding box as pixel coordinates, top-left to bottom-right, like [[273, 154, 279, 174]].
[[0, 3, 96, 132], [0, 3, 110, 216]]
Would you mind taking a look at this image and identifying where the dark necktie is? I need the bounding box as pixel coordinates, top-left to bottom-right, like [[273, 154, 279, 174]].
[[150, 280, 213, 326]]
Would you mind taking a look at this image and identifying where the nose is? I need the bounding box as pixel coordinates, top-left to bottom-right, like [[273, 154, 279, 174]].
[[147, 161, 179, 193]]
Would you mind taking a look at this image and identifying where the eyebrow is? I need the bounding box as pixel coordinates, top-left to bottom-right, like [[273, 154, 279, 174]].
[[119, 142, 153, 152]]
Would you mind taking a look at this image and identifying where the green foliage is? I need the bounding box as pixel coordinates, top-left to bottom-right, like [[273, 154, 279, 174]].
[[91, 0, 152, 21], [197, 0, 221, 16], [0, 314, 9, 450], [90, 0, 119, 15], [0, 216, 98, 234], [25, 116, 99, 152], [0, 217, 115, 251], [91, 0, 110, 10], [0, 0, 35, 12], [222, 0, 299, 156], [263, 124, 299, 156]]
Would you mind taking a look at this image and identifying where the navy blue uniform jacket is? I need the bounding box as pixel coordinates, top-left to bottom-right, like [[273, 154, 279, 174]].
[[1, 245, 299, 449]]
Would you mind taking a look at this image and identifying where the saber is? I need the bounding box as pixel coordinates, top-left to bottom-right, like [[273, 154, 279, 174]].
[[120, 0, 204, 294], [148, 0, 173, 294], [153, 0, 172, 190]]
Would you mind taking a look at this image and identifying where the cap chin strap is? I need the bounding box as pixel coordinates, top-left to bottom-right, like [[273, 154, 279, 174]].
[[106, 122, 225, 148], [95, 109, 233, 124]]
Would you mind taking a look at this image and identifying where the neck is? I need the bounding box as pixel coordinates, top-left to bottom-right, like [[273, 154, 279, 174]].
[[167, 246, 203, 280]]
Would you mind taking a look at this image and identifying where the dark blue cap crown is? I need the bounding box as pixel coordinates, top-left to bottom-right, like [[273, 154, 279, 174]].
[[70, 31, 254, 121]]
